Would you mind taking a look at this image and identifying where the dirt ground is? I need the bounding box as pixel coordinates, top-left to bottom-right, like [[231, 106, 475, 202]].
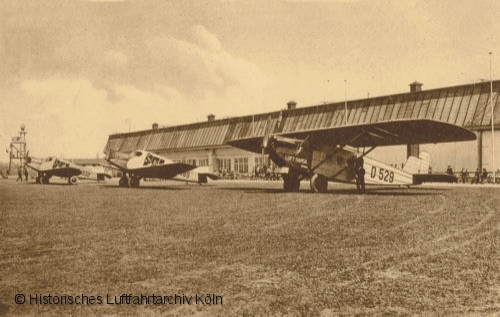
[[0, 178, 499, 316]]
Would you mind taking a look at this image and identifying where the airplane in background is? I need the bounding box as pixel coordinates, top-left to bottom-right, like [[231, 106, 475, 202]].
[[105, 149, 219, 188], [26, 155, 111, 185], [227, 119, 477, 192]]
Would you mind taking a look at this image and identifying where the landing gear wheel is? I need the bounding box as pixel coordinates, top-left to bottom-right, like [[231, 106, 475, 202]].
[[310, 174, 328, 193], [35, 176, 41, 184], [128, 176, 140, 188], [283, 172, 300, 192], [68, 176, 78, 185], [118, 175, 129, 187], [41, 176, 49, 184]]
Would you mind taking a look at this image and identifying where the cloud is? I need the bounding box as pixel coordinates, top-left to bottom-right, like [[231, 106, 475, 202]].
[[139, 25, 268, 98], [191, 25, 224, 52], [102, 50, 128, 69], [16, 78, 112, 157], [0, 22, 269, 158]]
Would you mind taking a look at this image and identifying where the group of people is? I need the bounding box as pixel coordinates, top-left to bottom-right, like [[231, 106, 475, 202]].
[[470, 168, 492, 184], [253, 165, 280, 181], [16, 167, 29, 182], [456, 167, 498, 184]]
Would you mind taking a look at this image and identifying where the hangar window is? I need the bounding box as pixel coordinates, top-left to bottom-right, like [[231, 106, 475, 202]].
[[234, 157, 248, 174], [198, 158, 209, 166], [180, 159, 196, 165], [255, 156, 269, 169], [217, 158, 231, 173]]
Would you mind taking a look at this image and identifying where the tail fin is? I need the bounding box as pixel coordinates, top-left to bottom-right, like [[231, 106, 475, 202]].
[[194, 166, 219, 183], [403, 151, 430, 174], [106, 149, 130, 161]]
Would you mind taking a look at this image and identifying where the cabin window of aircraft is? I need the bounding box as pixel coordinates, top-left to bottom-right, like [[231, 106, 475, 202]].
[[143, 153, 163, 166], [53, 159, 70, 169]]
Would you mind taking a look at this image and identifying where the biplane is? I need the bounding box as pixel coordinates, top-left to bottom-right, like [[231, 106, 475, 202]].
[[106, 150, 218, 188], [227, 119, 476, 192], [26, 155, 111, 185]]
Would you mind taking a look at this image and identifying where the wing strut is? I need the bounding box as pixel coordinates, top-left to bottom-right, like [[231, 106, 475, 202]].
[[310, 145, 346, 174], [327, 146, 377, 180], [309, 129, 374, 175]]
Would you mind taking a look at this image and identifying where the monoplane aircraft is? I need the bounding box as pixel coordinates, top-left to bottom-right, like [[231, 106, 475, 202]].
[[228, 119, 476, 192], [106, 150, 218, 188], [26, 155, 111, 185]]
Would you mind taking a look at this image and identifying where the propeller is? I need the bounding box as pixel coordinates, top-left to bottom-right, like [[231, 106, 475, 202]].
[[294, 136, 310, 156], [106, 149, 115, 160], [24, 150, 31, 164]]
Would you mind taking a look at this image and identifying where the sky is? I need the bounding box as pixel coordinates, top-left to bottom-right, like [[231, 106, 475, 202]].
[[1, 0, 500, 159]]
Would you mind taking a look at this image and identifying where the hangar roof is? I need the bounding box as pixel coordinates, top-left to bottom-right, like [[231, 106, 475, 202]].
[[105, 80, 500, 154]]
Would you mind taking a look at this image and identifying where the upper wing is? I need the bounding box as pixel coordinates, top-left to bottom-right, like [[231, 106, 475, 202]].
[[126, 162, 197, 179], [227, 119, 477, 153]]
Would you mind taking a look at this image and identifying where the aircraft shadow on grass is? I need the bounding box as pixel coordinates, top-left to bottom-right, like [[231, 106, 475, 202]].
[[220, 185, 447, 196], [101, 184, 191, 191]]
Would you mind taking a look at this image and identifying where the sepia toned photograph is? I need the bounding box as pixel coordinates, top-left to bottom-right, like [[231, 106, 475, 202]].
[[1, 0, 499, 316]]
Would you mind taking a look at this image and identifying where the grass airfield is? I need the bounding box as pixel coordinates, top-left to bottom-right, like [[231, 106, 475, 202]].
[[0, 178, 499, 316]]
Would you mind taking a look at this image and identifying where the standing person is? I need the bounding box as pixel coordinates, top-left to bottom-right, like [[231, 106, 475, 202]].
[[16, 168, 22, 182], [355, 153, 365, 193], [24, 168, 29, 182], [446, 165, 453, 176], [460, 168, 468, 183], [482, 168, 488, 183], [473, 168, 481, 184]]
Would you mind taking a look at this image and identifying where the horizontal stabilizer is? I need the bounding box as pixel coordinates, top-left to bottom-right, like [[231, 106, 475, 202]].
[[413, 173, 457, 184], [198, 173, 219, 183], [97, 173, 112, 181]]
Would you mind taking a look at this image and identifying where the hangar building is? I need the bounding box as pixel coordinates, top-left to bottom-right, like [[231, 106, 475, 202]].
[[104, 80, 500, 179]]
